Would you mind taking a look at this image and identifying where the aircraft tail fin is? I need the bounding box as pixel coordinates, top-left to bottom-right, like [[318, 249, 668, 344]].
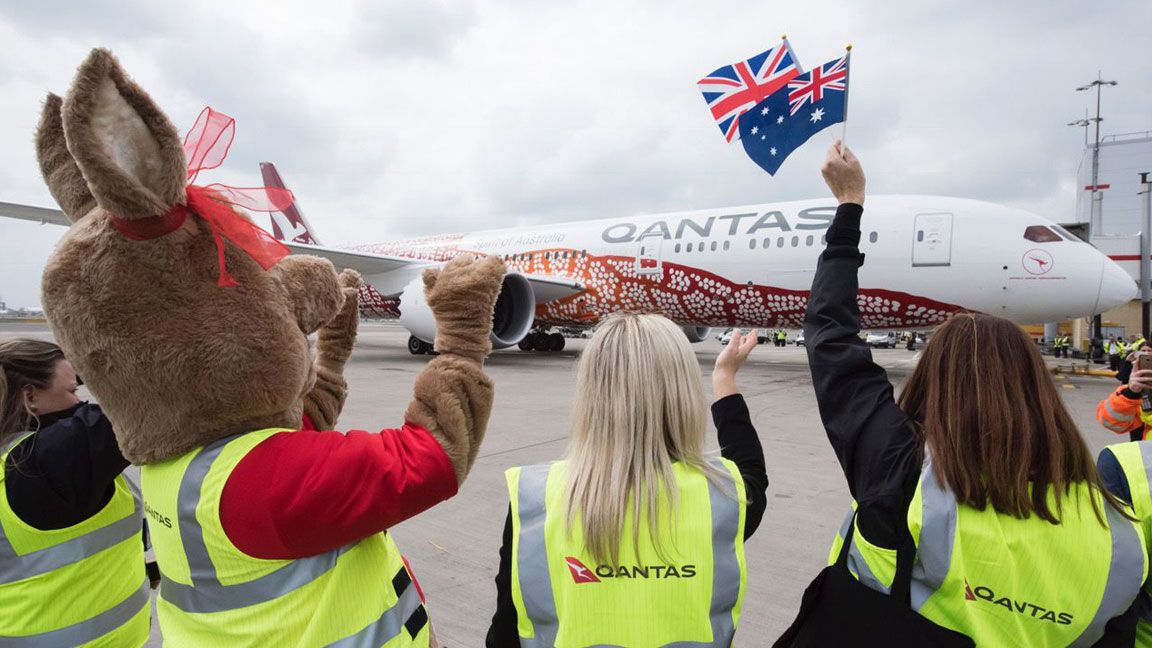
[[260, 162, 322, 245]]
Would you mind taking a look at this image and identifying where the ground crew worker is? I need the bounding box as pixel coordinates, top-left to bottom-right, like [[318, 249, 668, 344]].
[[1109, 335, 1123, 371], [1096, 441, 1152, 646], [806, 142, 1145, 645], [1098, 346, 1152, 441], [0, 339, 149, 646], [487, 315, 768, 647], [776, 329, 787, 347]]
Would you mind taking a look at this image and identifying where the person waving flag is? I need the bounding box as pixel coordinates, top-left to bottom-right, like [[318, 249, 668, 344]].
[[738, 51, 850, 175], [697, 38, 803, 143]]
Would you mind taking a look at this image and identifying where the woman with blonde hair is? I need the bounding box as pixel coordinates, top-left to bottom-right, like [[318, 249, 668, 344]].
[[784, 142, 1147, 646], [0, 338, 150, 646], [487, 313, 768, 647]]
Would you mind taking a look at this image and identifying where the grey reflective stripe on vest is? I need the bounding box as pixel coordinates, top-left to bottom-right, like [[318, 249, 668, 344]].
[[909, 462, 958, 611], [159, 434, 349, 613], [325, 581, 424, 648], [1068, 502, 1146, 647], [910, 460, 1145, 646], [515, 461, 742, 648], [1131, 442, 1152, 623], [0, 578, 148, 647], [515, 464, 559, 648]]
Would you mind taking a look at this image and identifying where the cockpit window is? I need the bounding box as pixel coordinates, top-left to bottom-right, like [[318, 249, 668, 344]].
[[1023, 226, 1062, 243]]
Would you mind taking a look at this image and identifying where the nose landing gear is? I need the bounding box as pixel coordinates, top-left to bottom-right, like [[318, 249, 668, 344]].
[[407, 335, 435, 355]]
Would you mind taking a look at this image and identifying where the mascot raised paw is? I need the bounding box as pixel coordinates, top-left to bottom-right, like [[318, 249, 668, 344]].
[[36, 48, 505, 647]]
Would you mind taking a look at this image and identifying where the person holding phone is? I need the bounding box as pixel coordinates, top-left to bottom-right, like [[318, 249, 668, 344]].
[[1097, 345, 1152, 442], [803, 142, 1146, 646]]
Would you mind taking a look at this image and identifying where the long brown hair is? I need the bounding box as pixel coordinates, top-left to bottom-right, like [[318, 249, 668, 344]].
[[898, 314, 1124, 524], [0, 339, 65, 444]]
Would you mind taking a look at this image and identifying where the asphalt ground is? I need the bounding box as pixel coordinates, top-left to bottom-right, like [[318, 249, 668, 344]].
[[0, 320, 1126, 647]]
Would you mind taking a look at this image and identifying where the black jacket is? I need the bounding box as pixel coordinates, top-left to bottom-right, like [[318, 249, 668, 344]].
[[4, 402, 130, 530], [485, 393, 768, 646]]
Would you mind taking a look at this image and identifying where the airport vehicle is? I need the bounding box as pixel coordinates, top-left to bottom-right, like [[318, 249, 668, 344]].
[[794, 331, 806, 347], [865, 332, 898, 349], [1, 164, 1135, 355], [718, 328, 770, 345]]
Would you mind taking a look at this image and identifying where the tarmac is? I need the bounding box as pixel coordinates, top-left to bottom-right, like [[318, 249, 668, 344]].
[[0, 320, 1127, 647]]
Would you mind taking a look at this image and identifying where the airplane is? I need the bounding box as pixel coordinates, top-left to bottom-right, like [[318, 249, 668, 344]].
[[1, 162, 1137, 355]]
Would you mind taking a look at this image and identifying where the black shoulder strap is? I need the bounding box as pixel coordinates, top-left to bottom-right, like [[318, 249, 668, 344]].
[[890, 467, 924, 606]]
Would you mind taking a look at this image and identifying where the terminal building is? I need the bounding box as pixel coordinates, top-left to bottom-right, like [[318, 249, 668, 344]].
[[1055, 131, 1152, 351]]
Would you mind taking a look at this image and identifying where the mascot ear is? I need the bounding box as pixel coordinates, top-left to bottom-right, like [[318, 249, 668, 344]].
[[36, 94, 97, 223], [60, 48, 187, 221]]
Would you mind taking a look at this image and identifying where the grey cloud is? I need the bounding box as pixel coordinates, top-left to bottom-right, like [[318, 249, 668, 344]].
[[0, 0, 167, 39], [355, 0, 477, 61]]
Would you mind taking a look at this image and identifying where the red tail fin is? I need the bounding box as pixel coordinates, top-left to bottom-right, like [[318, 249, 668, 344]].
[[260, 162, 321, 245]]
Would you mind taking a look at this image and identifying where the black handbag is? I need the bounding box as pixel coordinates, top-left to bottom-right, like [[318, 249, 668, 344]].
[[773, 512, 974, 647]]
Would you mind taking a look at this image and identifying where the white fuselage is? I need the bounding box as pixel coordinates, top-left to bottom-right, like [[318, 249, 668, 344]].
[[353, 195, 1136, 329]]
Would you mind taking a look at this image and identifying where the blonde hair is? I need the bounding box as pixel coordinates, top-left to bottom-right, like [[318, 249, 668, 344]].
[[563, 313, 731, 565]]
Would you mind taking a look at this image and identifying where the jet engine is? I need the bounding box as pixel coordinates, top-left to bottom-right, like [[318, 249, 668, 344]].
[[399, 272, 536, 351], [682, 326, 711, 343]]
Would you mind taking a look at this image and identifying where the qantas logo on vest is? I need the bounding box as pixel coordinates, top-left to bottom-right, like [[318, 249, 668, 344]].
[[963, 578, 1073, 625], [563, 556, 698, 583], [565, 557, 601, 584]]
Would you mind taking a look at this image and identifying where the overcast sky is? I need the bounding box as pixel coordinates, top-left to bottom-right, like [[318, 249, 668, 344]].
[[0, 0, 1149, 307]]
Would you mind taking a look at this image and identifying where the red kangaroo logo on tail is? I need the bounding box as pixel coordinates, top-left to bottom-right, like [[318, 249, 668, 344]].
[[565, 557, 601, 584]]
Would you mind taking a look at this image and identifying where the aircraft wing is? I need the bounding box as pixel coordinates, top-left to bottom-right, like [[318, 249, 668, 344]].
[[0, 201, 70, 226], [0, 201, 586, 303]]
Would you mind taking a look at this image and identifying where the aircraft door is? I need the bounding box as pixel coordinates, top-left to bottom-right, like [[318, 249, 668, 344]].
[[635, 235, 664, 277], [912, 212, 953, 267]]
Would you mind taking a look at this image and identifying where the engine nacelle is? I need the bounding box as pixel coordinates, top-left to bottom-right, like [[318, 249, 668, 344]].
[[398, 272, 536, 350], [682, 326, 711, 343]]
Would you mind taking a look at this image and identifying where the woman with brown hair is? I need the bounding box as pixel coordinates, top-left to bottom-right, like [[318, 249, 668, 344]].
[[0, 338, 150, 646], [799, 143, 1146, 646]]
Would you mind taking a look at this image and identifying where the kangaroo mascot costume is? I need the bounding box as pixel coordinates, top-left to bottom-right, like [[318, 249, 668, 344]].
[[36, 48, 504, 647]]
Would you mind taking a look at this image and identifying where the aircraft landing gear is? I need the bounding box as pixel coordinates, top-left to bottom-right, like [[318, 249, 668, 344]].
[[518, 331, 566, 352], [408, 335, 434, 355]]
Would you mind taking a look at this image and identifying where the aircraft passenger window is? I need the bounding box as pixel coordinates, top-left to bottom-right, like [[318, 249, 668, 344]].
[[777, 238, 784, 248], [675, 243, 682, 253], [687, 242, 694, 252], [723, 241, 730, 251], [749, 239, 757, 250], [869, 232, 878, 243], [711, 241, 718, 252], [791, 236, 799, 247], [1023, 226, 1062, 243], [806, 235, 814, 246]]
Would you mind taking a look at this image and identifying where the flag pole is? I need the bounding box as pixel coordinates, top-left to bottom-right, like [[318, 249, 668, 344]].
[[840, 44, 852, 147]]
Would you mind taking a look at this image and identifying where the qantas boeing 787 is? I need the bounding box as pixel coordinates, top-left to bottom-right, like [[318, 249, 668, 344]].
[[1, 161, 1136, 354]]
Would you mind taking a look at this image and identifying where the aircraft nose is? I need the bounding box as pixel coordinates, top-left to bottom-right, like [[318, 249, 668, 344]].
[[1096, 255, 1138, 314]]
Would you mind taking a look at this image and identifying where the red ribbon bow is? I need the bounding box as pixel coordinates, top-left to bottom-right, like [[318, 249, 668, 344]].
[[111, 107, 292, 287]]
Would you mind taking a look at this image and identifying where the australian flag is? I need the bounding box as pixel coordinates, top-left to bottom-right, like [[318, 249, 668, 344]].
[[697, 40, 802, 143], [739, 54, 849, 175]]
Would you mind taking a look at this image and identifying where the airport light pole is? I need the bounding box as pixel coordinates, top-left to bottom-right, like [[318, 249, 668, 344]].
[[1142, 171, 1151, 340], [1077, 72, 1117, 343]]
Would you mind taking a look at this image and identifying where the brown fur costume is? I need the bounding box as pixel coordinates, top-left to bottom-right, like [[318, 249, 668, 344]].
[[36, 48, 504, 494]]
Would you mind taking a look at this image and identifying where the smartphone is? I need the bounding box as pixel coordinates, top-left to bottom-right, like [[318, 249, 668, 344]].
[[1136, 352, 1152, 373]]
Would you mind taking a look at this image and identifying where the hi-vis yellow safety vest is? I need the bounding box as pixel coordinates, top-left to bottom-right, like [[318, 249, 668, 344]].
[[1103, 441, 1152, 646], [507, 459, 747, 647], [0, 431, 150, 647], [829, 458, 1146, 647], [140, 429, 430, 647]]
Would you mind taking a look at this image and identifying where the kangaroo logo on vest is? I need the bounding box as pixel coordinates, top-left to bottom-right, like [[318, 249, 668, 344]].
[[144, 501, 173, 529], [964, 578, 1073, 625]]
